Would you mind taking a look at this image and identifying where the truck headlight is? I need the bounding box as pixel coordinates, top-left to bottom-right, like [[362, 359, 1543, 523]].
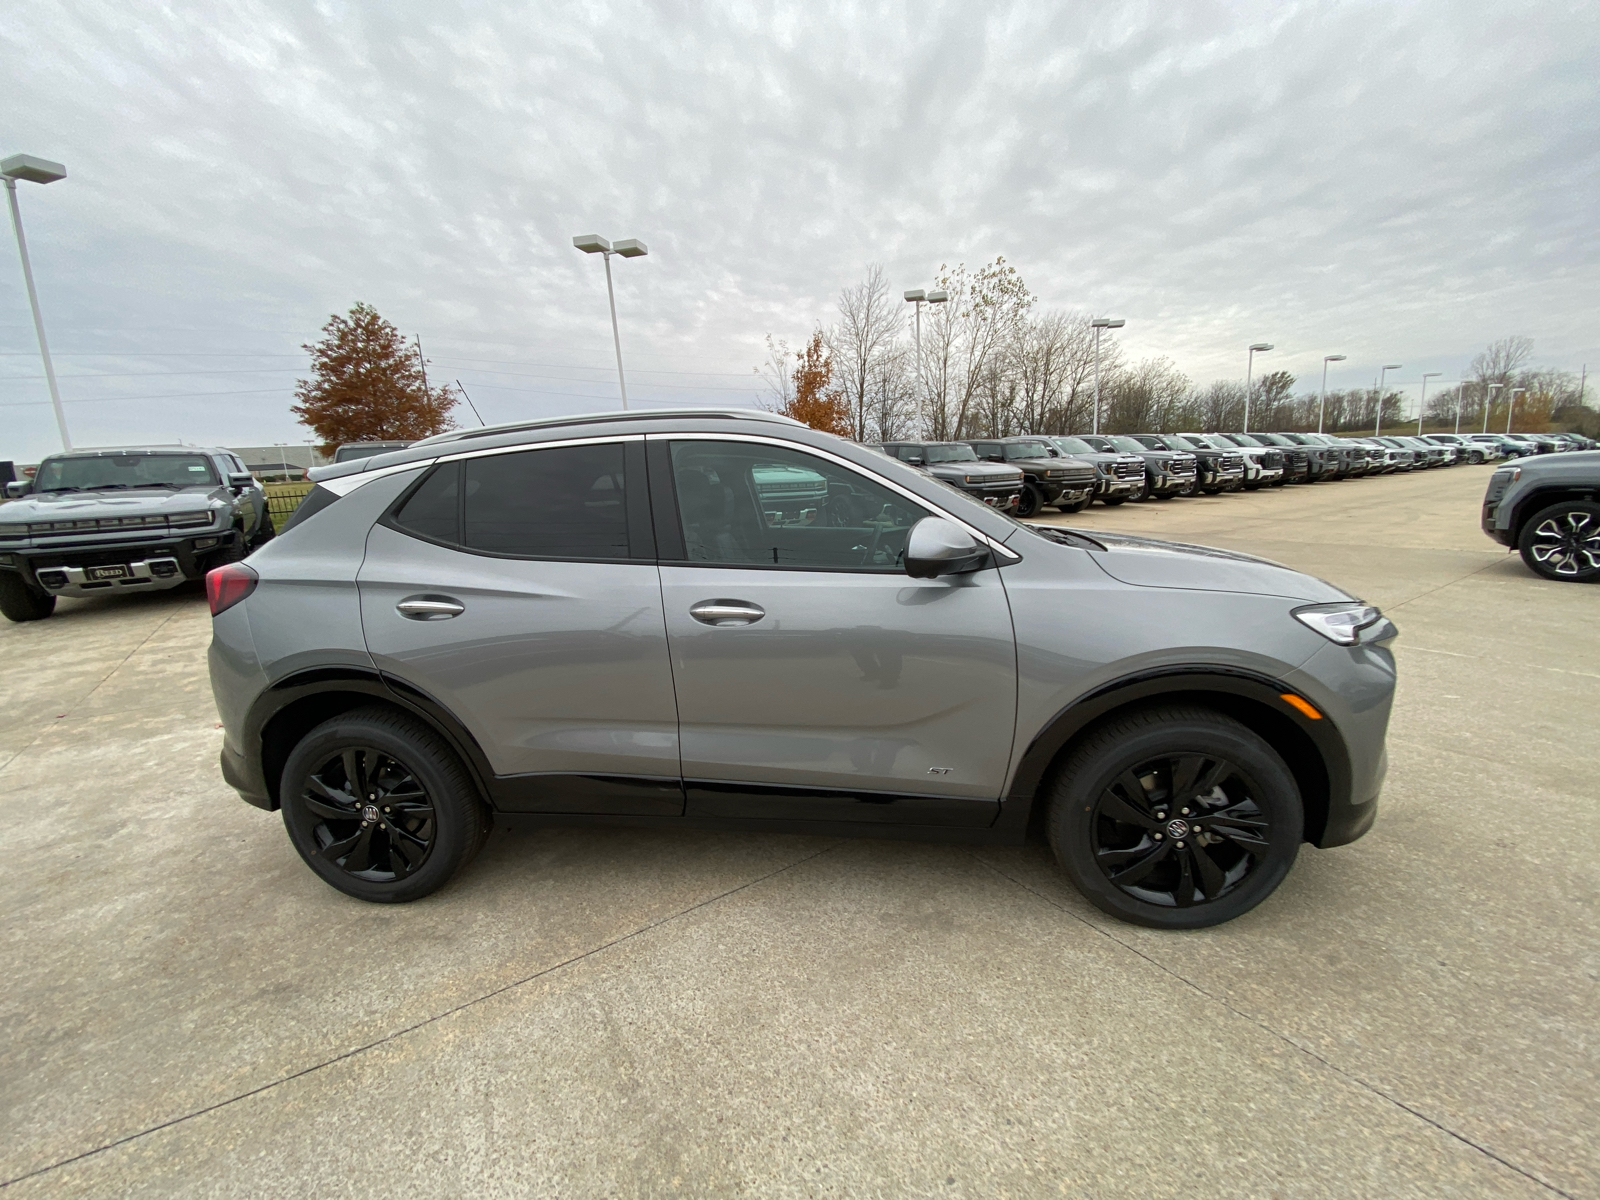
[[1293, 602, 1385, 645]]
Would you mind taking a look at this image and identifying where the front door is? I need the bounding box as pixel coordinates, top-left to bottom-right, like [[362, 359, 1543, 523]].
[[358, 438, 682, 815], [651, 437, 1016, 827]]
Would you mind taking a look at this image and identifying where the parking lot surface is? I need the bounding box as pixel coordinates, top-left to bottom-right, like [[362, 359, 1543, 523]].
[[2, 464, 1595, 1199]]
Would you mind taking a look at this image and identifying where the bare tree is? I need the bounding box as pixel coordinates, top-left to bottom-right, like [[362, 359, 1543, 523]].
[[755, 334, 795, 411], [828, 266, 903, 442], [920, 258, 1034, 439]]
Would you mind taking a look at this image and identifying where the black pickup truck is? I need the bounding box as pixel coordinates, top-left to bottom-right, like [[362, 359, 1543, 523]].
[[963, 436, 1098, 516], [875, 442, 1025, 512]]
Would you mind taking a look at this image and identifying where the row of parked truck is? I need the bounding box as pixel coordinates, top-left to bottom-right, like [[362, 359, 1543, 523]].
[[873, 430, 1595, 518]]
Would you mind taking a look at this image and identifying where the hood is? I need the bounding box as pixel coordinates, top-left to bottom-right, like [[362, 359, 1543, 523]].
[[2, 487, 223, 522], [1086, 531, 1353, 602], [927, 461, 1022, 479]]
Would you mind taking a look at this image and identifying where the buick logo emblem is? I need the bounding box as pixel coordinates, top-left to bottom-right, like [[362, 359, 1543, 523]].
[[362, 803, 381, 824], [1165, 818, 1190, 839]]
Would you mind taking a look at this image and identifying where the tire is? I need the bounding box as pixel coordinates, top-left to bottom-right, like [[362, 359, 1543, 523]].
[[250, 512, 277, 549], [1152, 492, 1172, 501], [0, 571, 56, 622], [205, 534, 249, 571], [1100, 495, 1127, 507], [1469, 452, 1484, 465], [1015, 482, 1044, 519], [1056, 498, 1090, 513], [1046, 705, 1303, 929], [280, 706, 492, 902], [1517, 500, 1600, 583]]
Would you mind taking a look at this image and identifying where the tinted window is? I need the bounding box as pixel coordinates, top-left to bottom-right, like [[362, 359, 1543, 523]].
[[461, 443, 629, 559], [35, 453, 218, 491], [924, 444, 977, 463], [1005, 441, 1056, 460], [894, 445, 924, 461], [393, 462, 462, 543], [669, 441, 922, 571], [1052, 437, 1098, 455]]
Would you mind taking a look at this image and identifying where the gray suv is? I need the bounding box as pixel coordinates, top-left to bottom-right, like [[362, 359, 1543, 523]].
[[1, 446, 270, 622], [1482, 449, 1600, 581], [207, 409, 1397, 929]]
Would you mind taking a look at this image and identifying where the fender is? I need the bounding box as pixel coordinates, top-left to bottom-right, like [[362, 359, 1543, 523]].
[[241, 665, 496, 810], [991, 666, 1351, 845]]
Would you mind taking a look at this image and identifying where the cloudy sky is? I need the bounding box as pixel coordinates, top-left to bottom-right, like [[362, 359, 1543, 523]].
[[2, 0, 1597, 461]]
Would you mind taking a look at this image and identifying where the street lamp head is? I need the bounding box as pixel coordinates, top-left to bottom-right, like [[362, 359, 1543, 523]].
[[572, 234, 611, 254], [1092, 317, 1126, 329], [1249, 342, 1273, 352], [1, 154, 66, 185], [1325, 354, 1346, 363], [1383, 363, 1403, 370], [1421, 371, 1441, 379], [611, 238, 648, 258], [927, 290, 949, 304], [1511, 387, 1526, 395], [903, 289, 926, 302]]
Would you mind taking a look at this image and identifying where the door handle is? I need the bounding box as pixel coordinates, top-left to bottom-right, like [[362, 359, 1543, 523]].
[[396, 595, 466, 620], [689, 599, 765, 627]]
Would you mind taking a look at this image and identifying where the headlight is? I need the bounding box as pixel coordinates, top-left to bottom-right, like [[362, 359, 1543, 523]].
[[169, 512, 214, 528], [1293, 602, 1384, 645]]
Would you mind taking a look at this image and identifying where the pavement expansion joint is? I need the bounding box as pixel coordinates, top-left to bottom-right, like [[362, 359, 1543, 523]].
[[0, 839, 847, 1190], [968, 850, 1578, 1200]]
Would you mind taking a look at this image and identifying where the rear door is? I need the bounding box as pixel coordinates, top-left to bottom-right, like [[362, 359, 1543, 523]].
[[650, 436, 1016, 828], [358, 437, 682, 815]]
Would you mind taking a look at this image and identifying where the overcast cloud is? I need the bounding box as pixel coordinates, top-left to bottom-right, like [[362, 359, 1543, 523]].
[[2, 0, 1597, 460]]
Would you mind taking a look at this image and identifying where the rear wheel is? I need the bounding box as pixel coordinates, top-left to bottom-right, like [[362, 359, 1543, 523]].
[[280, 706, 491, 902], [0, 572, 55, 622], [1047, 706, 1303, 929], [250, 513, 277, 549], [1518, 500, 1600, 582]]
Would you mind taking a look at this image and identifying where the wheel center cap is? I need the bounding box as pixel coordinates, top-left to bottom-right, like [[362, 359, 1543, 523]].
[[362, 803, 381, 823], [1166, 818, 1190, 839]]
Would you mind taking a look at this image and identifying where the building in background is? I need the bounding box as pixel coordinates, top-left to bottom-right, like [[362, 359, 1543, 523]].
[[227, 444, 327, 482]]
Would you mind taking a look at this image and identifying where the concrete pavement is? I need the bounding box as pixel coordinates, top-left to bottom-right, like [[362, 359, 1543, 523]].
[[2, 462, 1594, 1198]]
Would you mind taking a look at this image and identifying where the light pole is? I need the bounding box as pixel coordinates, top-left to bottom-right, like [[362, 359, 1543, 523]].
[[1091, 317, 1125, 435], [1317, 354, 1346, 434], [1417, 372, 1440, 435], [573, 234, 648, 409], [1506, 387, 1526, 434], [1482, 382, 1502, 434], [1453, 383, 1466, 435], [904, 288, 949, 437], [1242, 343, 1273, 433], [2, 154, 70, 449], [1374, 364, 1402, 436]]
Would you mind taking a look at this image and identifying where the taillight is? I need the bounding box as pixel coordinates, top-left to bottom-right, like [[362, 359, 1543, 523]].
[[207, 562, 258, 616]]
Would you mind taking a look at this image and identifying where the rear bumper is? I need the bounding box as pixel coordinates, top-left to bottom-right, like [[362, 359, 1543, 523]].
[[221, 743, 274, 810]]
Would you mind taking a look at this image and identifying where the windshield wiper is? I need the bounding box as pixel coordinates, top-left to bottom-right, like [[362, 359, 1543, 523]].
[[82, 483, 135, 490], [1024, 524, 1106, 551]]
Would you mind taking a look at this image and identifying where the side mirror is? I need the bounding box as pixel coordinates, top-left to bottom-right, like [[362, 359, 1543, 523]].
[[905, 456, 923, 466], [904, 517, 989, 579], [6, 481, 31, 498], [228, 472, 255, 489]]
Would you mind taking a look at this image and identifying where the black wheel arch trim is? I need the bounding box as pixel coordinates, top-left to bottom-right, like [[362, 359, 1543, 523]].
[[995, 666, 1354, 848], [240, 665, 498, 812], [1508, 487, 1599, 543]]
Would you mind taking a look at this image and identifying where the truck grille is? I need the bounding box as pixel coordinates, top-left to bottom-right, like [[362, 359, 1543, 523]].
[[1220, 454, 1244, 471], [1113, 460, 1142, 479], [1260, 450, 1284, 469], [1, 512, 212, 537], [1056, 467, 1096, 485]]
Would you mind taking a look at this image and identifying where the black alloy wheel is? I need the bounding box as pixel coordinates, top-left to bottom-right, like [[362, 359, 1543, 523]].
[[1518, 501, 1600, 582], [1101, 495, 1128, 507], [281, 706, 490, 902], [1048, 706, 1302, 928], [1015, 482, 1044, 519], [1057, 497, 1090, 513]]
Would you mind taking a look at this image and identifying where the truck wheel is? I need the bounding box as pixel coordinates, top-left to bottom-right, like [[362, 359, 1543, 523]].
[[1100, 495, 1127, 507], [1015, 483, 1044, 519], [250, 513, 277, 549], [1518, 501, 1600, 582], [0, 572, 56, 622], [206, 535, 249, 571], [1056, 498, 1090, 513], [280, 706, 492, 902], [1047, 705, 1303, 929]]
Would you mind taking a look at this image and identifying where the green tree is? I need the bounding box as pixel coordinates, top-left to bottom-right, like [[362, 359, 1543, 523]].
[[292, 303, 458, 451]]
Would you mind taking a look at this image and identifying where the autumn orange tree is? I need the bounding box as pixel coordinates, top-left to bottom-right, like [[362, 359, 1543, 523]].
[[292, 303, 458, 450], [774, 330, 851, 436]]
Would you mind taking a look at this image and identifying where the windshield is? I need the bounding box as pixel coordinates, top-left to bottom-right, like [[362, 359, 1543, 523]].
[[1107, 436, 1150, 454], [1078, 436, 1116, 453], [1224, 433, 1264, 447], [1178, 435, 1216, 450], [35, 453, 218, 492], [1051, 437, 1099, 455], [1004, 440, 1057, 460], [923, 444, 978, 463]]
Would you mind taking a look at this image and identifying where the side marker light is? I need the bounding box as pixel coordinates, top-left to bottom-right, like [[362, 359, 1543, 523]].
[[1280, 694, 1323, 721]]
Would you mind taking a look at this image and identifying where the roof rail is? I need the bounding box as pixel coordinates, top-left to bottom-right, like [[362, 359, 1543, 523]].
[[412, 407, 801, 448]]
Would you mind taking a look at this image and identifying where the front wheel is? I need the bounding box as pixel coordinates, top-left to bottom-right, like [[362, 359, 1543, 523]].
[[1100, 495, 1127, 507], [1047, 706, 1303, 929], [1518, 500, 1600, 582], [1015, 482, 1044, 519], [1056, 498, 1090, 513], [280, 706, 491, 902], [0, 572, 55, 622]]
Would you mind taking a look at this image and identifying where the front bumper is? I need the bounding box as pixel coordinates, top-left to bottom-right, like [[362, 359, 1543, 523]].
[[1095, 477, 1136, 498], [1, 529, 238, 596]]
